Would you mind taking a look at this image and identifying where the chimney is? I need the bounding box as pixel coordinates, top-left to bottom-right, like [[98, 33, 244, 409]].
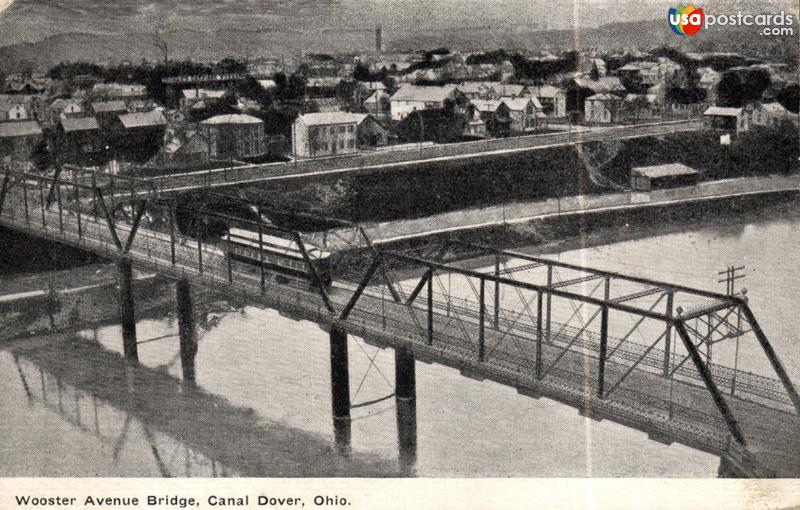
[[375, 25, 383, 54]]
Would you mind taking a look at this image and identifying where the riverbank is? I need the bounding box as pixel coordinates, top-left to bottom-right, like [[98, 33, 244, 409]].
[[329, 185, 799, 275]]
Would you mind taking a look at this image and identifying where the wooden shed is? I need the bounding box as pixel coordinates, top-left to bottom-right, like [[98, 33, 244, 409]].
[[630, 163, 700, 191]]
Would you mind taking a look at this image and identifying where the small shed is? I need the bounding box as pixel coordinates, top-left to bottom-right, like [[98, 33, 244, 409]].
[[630, 163, 700, 191]]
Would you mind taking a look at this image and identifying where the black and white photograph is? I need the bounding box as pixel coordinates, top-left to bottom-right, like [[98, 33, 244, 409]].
[[0, 0, 798, 507]]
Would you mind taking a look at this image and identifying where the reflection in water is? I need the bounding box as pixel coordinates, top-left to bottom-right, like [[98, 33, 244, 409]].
[[8, 203, 796, 478], [6, 334, 399, 477]]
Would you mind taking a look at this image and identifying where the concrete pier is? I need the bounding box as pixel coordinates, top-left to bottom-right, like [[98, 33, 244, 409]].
[[395, 346, 417, 475], [330, 327, 350, 420], [176, 279, 197, 383], [330, 327, 351, 456], [117, 259, 137, 361]]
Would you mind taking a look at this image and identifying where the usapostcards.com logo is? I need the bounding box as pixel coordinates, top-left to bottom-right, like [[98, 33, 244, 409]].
[[668, 3, 796, 37], [668, 4, 704, 36]]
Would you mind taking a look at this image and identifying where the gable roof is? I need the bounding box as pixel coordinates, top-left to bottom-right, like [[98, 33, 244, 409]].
[[297, 111, 365, 126], [501, 96, 542, 110], [0, 120, 42, 138], [759, 102, 795, 116], [573, 77, 625, 93], [118, 110, 167, 129], [587, 93, 622, 101], [390, 85, 458, 103], [532, 85, 563, 99], [200, 114, 263, 125], [470, 99, 503, 112], [258, 79, 277, 90], [60, 117, 99, 132], [704, 106, 743, 117], [631, 163, 698, 179], [181, 89, 226, 100], [91, 100, 128, 113]]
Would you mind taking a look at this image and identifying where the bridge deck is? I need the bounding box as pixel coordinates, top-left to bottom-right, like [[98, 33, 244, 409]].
[[0, 179, 797, 477]]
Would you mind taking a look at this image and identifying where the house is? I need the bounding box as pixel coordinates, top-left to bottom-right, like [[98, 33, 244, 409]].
[[471, 100, 512, 137], [567, 77, 626, 115], [162, 131, 211, 167], [292, 111, 362, 157], [355, 115, 390, 148], [180, 89, 227, 112], [114, 110, 168, 160], [584, 94, 626, 124], [458, 82, 531, 100], [500, 97, 542, 131], [363, 90, 391, 114], [92, 83, 148, 101], [698, 68, 721, 105], [354, 81, 388, 104], [630, 163, 700, 191], [0, 100, 29, 122], [463, 106, 486, 137], [389, 85, 467, 120], [532, 85, 567, 117], [745, 102, 800, 129], [199, 114, 267, 160], [0, 120, 43, 161], [703, 106, 746, 133], [57, 117, 103, 162], [257, 80, 278, 92], [48, 98, 84, 125], [91, 100, 129, 130]]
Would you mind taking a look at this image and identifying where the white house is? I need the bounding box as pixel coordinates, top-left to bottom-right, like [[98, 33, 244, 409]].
[[389, 85, 464, 120]]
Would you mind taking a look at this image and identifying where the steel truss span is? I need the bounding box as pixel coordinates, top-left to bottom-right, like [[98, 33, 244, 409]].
[[0, 166, 798, 477]]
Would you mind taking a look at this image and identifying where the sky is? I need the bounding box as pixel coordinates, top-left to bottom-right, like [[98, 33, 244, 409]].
[[0, 0, 798, 46]]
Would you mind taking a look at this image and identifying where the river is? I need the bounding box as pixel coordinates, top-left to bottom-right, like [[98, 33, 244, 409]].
[[1, 203, 798, 478]]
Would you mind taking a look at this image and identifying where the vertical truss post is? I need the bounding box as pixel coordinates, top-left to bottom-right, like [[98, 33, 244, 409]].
[[545, 265, 553, 343], [258, 226, 265, 293], [22, 180, 29, 224], [536, 290, 543, 380], [478, 277, 486, 362], [597, 277, 610, 398], [56, 180, 63, 232], [226, 229, 233, 283], [674, 321, 746, 445], [598, 303, 609, 398], [169, 206, 177, 266], [427, 268, 433, 345], [0, 173, 10, 215], [663, 291, 674, 376], [493, 256, 500, 327], [197, 230, 203, 274], [38, 179, 46, 227]]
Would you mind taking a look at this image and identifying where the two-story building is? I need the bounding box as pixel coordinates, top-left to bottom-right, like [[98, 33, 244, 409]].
[[389, 85, 466, 121], [293, 112, 362, 157], [292, 112, 387, 158]]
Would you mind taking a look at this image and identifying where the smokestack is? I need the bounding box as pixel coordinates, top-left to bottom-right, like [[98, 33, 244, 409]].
[[375, 24, 383, 54]]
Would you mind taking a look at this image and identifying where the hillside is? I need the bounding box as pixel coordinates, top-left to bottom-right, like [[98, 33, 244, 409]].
[[0, 0, 797, 70]]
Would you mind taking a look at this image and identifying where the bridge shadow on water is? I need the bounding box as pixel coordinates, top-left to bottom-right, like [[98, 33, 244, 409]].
[[8, 334, 402, 477]]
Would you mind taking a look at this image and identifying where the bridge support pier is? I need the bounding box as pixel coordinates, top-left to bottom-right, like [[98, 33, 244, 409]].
[[330, 327, 351, 456], [176, 279, 197, 384], [117, 259, 137, 361], [395, 346, 417, 475]]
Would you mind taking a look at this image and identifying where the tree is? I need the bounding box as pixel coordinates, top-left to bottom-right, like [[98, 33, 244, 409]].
[[776, 84, 800, 113], [353, 62, 371, 82]]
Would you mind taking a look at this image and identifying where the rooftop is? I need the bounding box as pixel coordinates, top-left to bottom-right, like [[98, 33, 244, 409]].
[[118, 110, 167, 129], [631, 163, 699, 179], [297, 111, 367, 126], [704, 106, 743, 117], [200, 114, 264, 125], [91, 100, 128, 113], [60, 116, 99, 132], [0, 120, 42, 138], [390, 85, 459, 103]]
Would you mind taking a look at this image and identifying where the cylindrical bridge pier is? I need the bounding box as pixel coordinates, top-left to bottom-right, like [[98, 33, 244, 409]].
[[330, 327, 351, 455], [176, 279, 197, 384], [395, 346, 417, 475], [117, 258, 137, 361]]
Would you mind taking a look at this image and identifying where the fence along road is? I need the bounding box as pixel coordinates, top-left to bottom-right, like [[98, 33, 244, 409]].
[[136, 120, 705, 194]]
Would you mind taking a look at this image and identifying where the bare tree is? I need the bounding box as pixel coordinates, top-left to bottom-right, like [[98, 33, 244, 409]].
[[153, 28, 169, 63]]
